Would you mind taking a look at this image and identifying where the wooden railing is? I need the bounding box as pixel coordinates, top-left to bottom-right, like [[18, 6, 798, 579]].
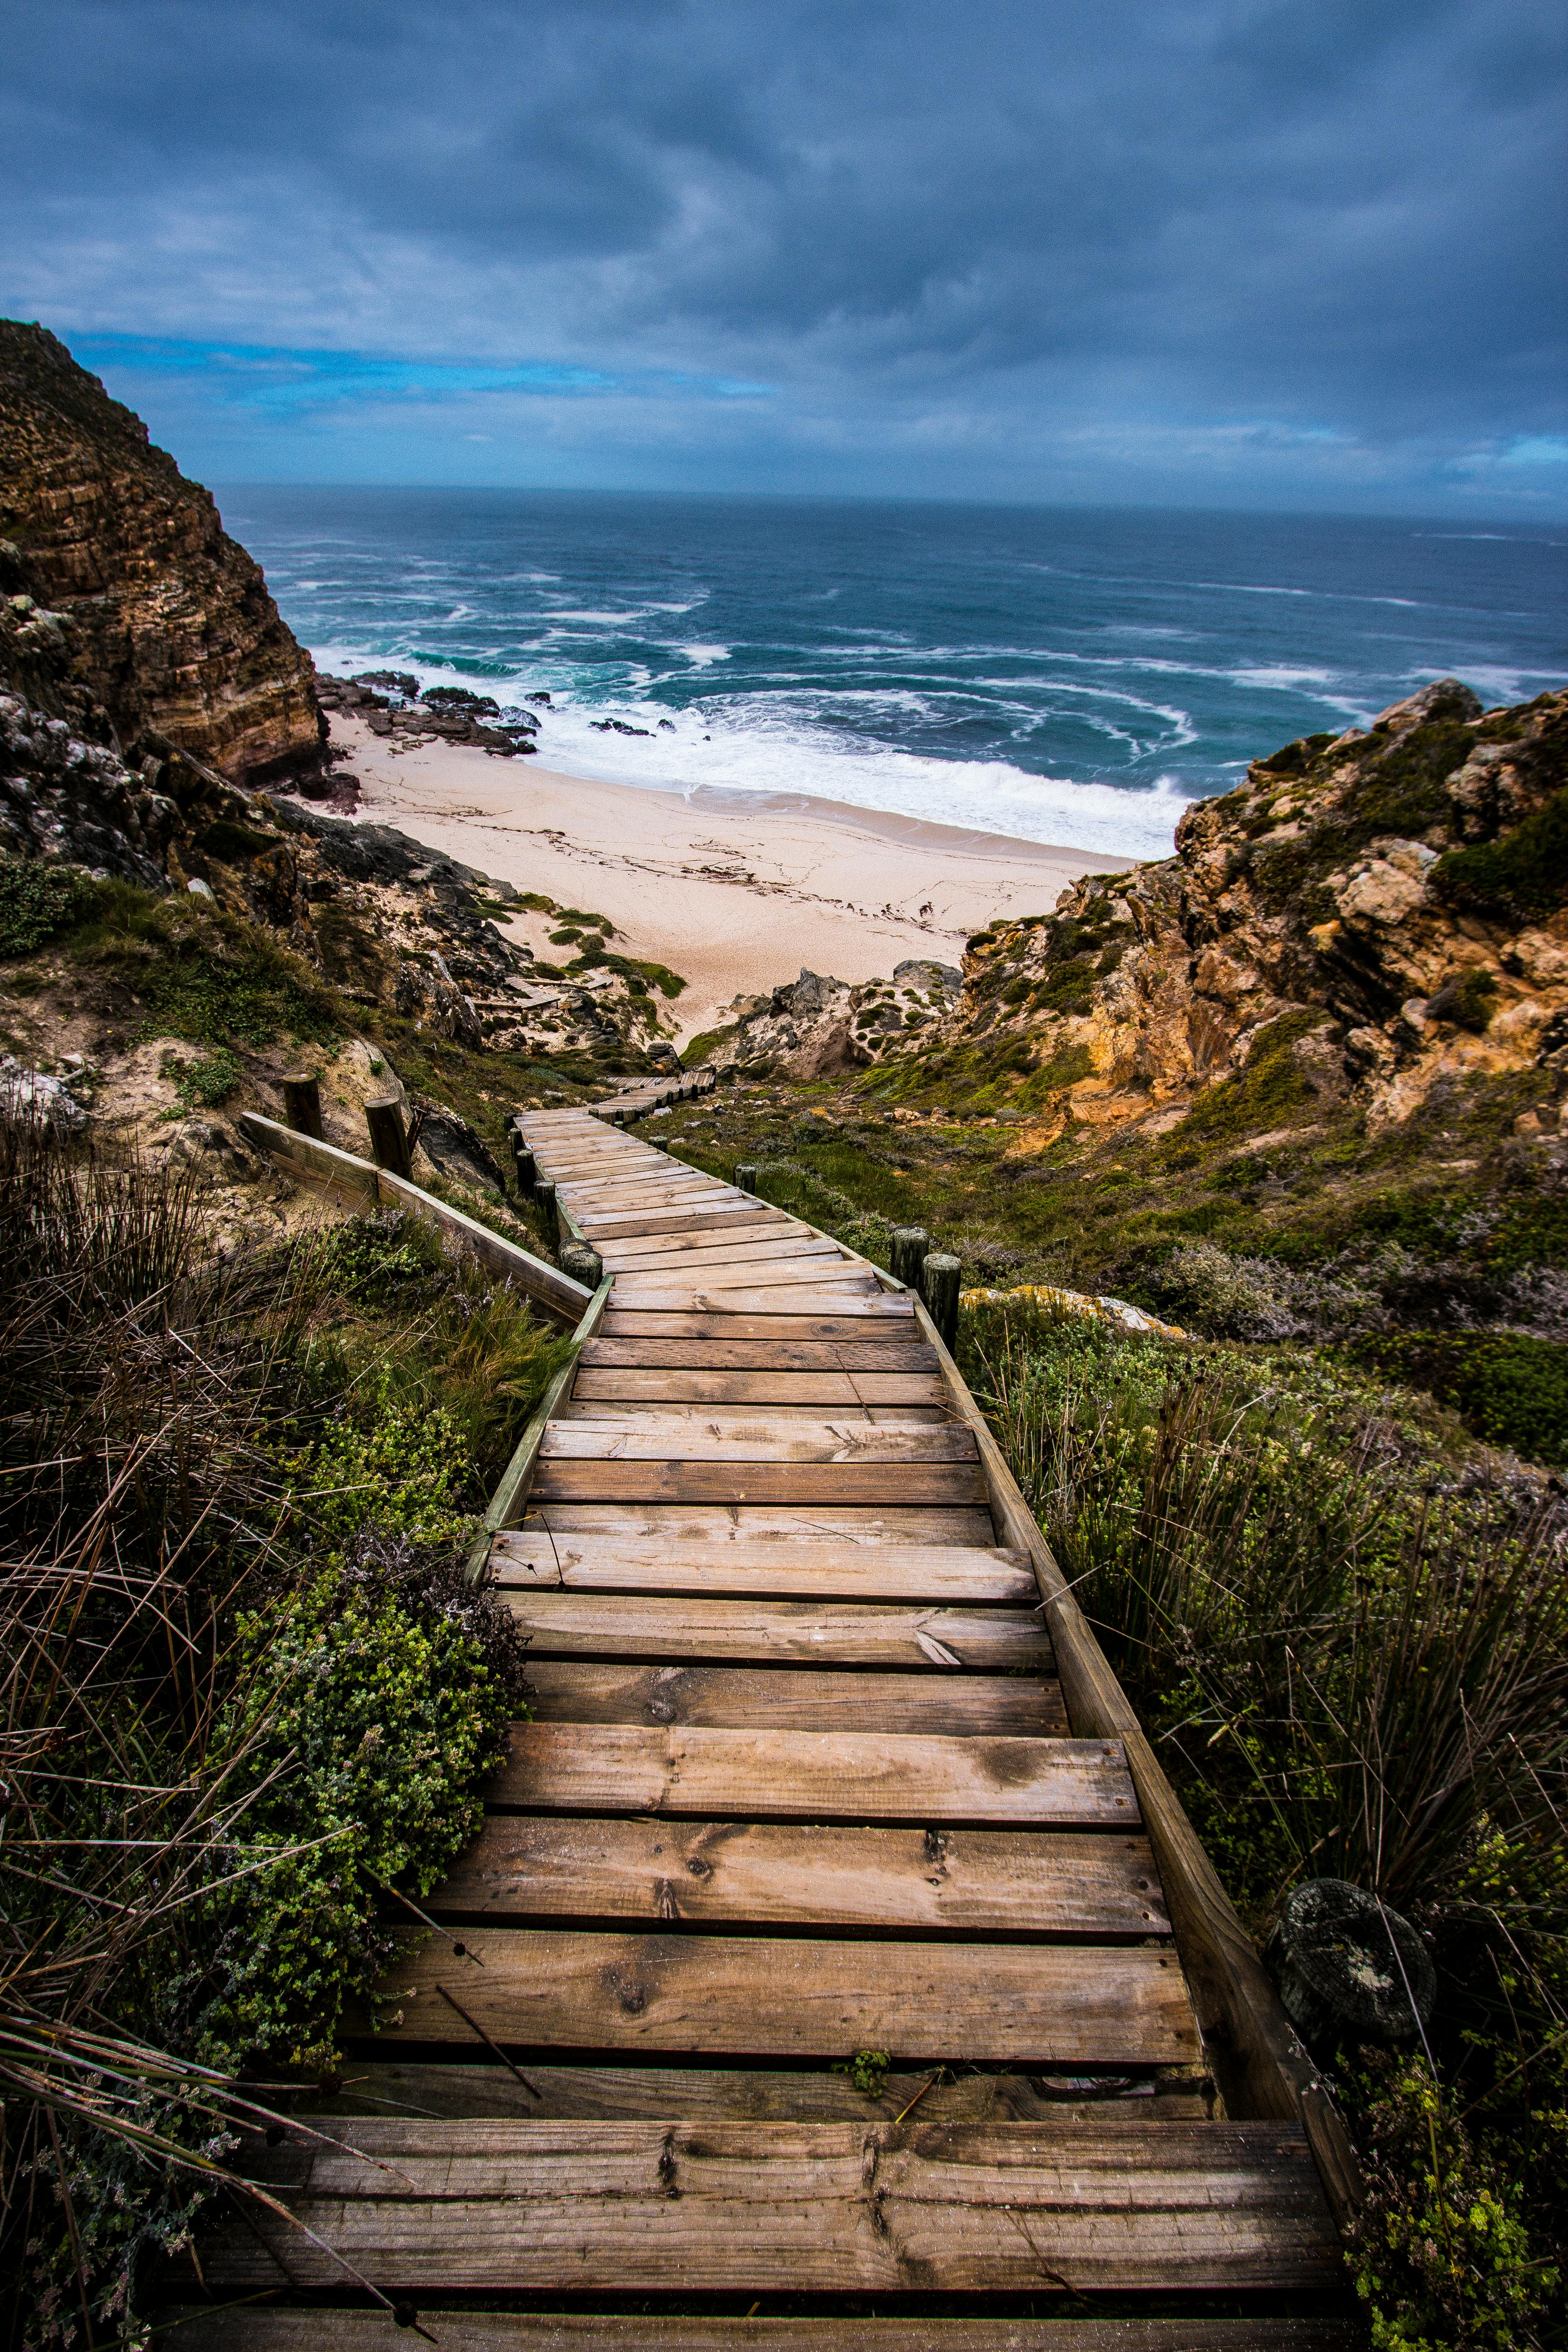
[[235, 1112, 592, 1326]]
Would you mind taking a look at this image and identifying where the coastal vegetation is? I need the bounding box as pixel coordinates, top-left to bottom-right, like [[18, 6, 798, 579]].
[[0, 1112, 557, 2347]]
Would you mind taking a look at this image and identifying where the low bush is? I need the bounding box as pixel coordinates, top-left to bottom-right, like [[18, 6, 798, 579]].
[[960, 1298, 1568, 2347], [1355, 1327, 1568, 1466], [0, 852, 101, 954], [0, 1125, 546, 2347]]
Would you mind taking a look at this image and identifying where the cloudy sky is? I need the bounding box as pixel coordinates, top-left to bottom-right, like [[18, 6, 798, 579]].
[[3, 0, 1564, 512]]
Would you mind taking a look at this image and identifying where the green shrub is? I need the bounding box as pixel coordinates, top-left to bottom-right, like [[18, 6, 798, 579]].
[[1172, 1010, 1323, 1144], [0, 853, 101, 954], [1434, 789, 1568, 927], [1348, 2057, 1548, 2352], [1355, 1328, 1568, 1465], [160, 1044, 243, 1110], [208, 1541, 520, 2073], [960, 1299, 1568, 2347], [1428, 965, 1499, 1032]]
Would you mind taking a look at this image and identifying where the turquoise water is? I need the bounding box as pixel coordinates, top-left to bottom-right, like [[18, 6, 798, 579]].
[[224, 489, 1566, 860]]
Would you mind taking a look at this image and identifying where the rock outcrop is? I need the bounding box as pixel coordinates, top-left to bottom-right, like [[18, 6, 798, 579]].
[[0, 320, 322, 784], [913, 682, 1568, 1139], [706, 958, 964, 1079]]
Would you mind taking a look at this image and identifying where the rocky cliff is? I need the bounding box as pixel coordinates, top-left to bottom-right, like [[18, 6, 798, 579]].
[[931, 679, 1568, 1140], [0, 320, 322, 784]]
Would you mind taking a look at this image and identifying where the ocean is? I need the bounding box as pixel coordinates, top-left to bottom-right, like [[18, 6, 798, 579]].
[[222, 489, 1566, 862]]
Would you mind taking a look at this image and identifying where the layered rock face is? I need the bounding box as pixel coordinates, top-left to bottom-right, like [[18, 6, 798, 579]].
[[704, 958, 965, 1080], [914, 681, 1568, 1135], [0, 321, 322, 784]]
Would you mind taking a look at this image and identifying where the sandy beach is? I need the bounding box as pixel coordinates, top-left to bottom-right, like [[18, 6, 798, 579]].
[[329, 716, 1127, 1042]]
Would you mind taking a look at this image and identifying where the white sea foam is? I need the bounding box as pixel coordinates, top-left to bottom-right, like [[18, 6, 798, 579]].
[[537, 697, 1192, 861], [311, 638, 1197, 860]]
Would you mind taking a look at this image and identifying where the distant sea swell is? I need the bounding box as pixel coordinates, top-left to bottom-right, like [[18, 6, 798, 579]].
[[226, 489, 1567, 863]]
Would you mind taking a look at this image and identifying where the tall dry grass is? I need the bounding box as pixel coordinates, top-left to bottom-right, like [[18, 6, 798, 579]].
[[0, 1115, 542, 2345]]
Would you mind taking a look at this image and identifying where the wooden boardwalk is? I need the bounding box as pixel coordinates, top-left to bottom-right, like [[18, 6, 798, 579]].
[[181, 1096, 1357, 2349]]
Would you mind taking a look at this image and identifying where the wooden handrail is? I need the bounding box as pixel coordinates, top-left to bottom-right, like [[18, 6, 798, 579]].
[[236, 1112, 592, 1326], [463, 1273, 615, 1580]]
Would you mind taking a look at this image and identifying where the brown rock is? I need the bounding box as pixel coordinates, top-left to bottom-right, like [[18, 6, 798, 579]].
[[0, 320, 323, 784], [785, 1019, 874, 1081]]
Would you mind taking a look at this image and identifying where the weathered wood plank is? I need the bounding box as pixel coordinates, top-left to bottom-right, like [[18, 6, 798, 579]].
[[436, 1816, 1168, 1935], [488, 1722, 1136, 1826], [294, 2057, 1209, 2127], [165, 2312, 1356, 2351], [490, 1531, 1033, 1600], [525, 1504, 1001, 1545], [530, 1461, 991, 1505], [569, 1368, 948, 1406], [538, 1417, 978, 1464], [594, 1223, 835, 1262], [556, 1398, 951, 1425], [603, 1286, 896, 1318], [581, 1338, 937, 1373], [595, 1237, 846, 1272], [506, 1593, 1050, 1667], [582, 1205, 795, 1241], [600, 1310, 916, 1340], [366, 1931, 1198, 2064], [196, 2116, 1335, 2293], [522, 1660, 1068, 1735]]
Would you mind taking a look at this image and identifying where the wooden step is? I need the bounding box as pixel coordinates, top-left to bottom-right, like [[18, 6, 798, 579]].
[[557, 1397, 952, 1423], [604, 1253, 866, 1284], [583, 1205, 794, 1241], [601, 1309, 916, 1340], [163, 2313, 1360, 2351], [538, 1417, 978, 1464], [581, 1335, 938, 1371], [522, 1660, 1068, 1734], [595, 1224, 837, 1261], [435, 1816, 1169, 1935], [505, 1594, 1051, 1668], [602, 1287, 893, 1318], [569, 1367, 948, 1405], [192, 2115, 1333, 2295], [491, 1531, 1034, 1600], [530, 1461, 992, 1505], [487, 1723, 1136, 1825], [526, 1503, 999, 1543], [528, 1462, 991, 1507], [363, 1929, 1199, 2064], [597, 1232, 846, 1270], [294, 2057, 1214, 2126], [526, 1504, 1000, 1544]]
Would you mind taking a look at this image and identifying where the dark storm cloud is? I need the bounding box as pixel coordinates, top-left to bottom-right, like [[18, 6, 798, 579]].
[[1, 0, 1563, 501]]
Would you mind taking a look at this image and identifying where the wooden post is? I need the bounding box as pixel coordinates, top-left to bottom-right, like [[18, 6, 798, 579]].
[[735, 1163, 759, 1195], [559, 1239, 603, 1289], [921, 1251, 961, 1352], [279, 1072, 323, 1141], [890, 1225, 929, 1289], [534, 1177, 557, 1226], [508, 1127, 536, 1195], [364, 1094, 412, 1178]]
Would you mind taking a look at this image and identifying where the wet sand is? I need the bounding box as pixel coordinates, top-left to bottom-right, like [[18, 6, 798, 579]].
[[330, 716, 1128, 1041]]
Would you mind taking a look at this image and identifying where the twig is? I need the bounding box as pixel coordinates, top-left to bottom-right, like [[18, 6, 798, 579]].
[[434, 1982, 540, 2097]]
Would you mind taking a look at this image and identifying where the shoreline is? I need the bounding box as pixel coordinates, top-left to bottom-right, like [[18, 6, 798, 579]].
[[326, 717, 1129, 1043]]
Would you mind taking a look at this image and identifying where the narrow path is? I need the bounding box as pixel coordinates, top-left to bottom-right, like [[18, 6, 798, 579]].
[[183, 1089, 1354, 2347]]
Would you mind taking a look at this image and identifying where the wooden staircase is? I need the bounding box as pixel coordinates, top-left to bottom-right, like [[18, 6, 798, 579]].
[[172, 1101, 1358, 2349]]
